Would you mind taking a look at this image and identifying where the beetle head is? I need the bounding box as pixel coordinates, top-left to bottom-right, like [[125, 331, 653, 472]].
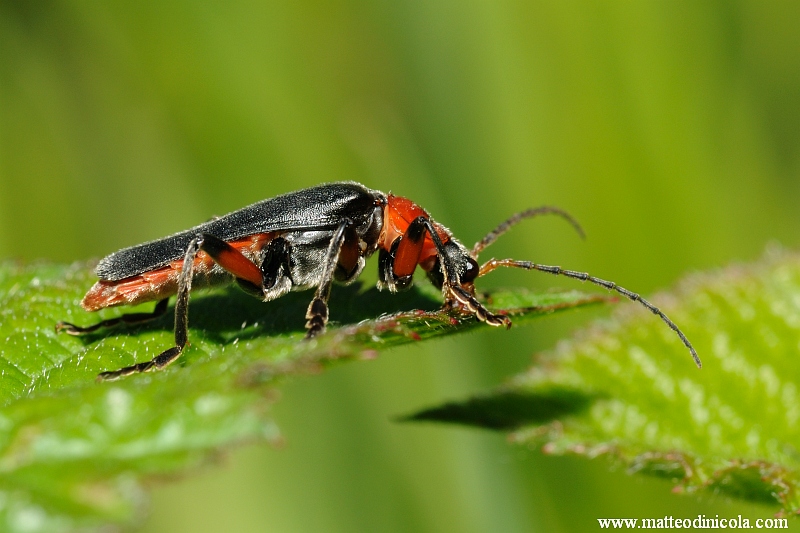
[[425, 238, 479, 291]]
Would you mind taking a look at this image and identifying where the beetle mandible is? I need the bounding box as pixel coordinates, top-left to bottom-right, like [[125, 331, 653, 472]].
[[57, 182, 701, 380]]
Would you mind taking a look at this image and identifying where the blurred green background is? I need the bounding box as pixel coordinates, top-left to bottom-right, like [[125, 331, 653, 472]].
[[1, 1, 799, 531]]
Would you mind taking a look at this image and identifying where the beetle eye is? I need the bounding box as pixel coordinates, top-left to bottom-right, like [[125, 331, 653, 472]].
[[461, 256, 479, 284]]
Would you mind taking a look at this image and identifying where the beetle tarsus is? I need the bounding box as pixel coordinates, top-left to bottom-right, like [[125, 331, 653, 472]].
[[97, 361, 152, 382], [55, 321, 95, 335], [305, 298, 329, 338], [96, 345, 184, 381], [448, 284, 511, 329]]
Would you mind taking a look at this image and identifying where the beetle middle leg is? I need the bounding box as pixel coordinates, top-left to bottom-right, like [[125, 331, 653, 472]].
[[305, 218, 354, 338]]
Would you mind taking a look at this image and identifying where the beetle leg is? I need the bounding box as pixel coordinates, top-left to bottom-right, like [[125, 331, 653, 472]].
[[416, 218, 511, 328], [259, 237, 293, 295], [97, 237, 202, 381], [198, 232, 297, 301], [56, 298, 170, 335], [447, 284, 510, 328], [305, 218, 352, 338], [334, 225, 362, 282], [392, 218, 426, 278], [378, 216, 427, 292], [198, 233, 263, 287]]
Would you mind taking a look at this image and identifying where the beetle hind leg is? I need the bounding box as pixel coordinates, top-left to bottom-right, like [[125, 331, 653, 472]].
[[96, 237, 203, 381], [56, 298, 170, 335]]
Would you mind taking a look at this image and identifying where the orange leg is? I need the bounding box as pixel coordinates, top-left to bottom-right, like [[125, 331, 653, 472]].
[[199, 233, 262, 287]]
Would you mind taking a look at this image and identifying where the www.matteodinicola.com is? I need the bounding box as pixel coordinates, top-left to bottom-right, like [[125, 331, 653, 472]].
[[597, 515, 788, 529]]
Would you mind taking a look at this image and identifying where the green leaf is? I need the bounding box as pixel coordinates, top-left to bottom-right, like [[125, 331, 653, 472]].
[[407, 248, 800, 515], [0, 260, 603, 532]]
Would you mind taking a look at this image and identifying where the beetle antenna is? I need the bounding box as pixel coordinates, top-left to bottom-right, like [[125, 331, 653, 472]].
[[479, 259, 701, 368], [472, 206, 585, 258]]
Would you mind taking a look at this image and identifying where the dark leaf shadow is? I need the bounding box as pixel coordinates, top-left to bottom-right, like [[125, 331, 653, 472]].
[[402, 387, 598, 431]]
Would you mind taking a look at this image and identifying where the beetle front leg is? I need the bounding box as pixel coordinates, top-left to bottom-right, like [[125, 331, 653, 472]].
[[305, 219, 352, 338], [97, 237, 201, 381], [417, 218, 511, 328], [378, 217, 426, 292], [447, 285, 511, 328]]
